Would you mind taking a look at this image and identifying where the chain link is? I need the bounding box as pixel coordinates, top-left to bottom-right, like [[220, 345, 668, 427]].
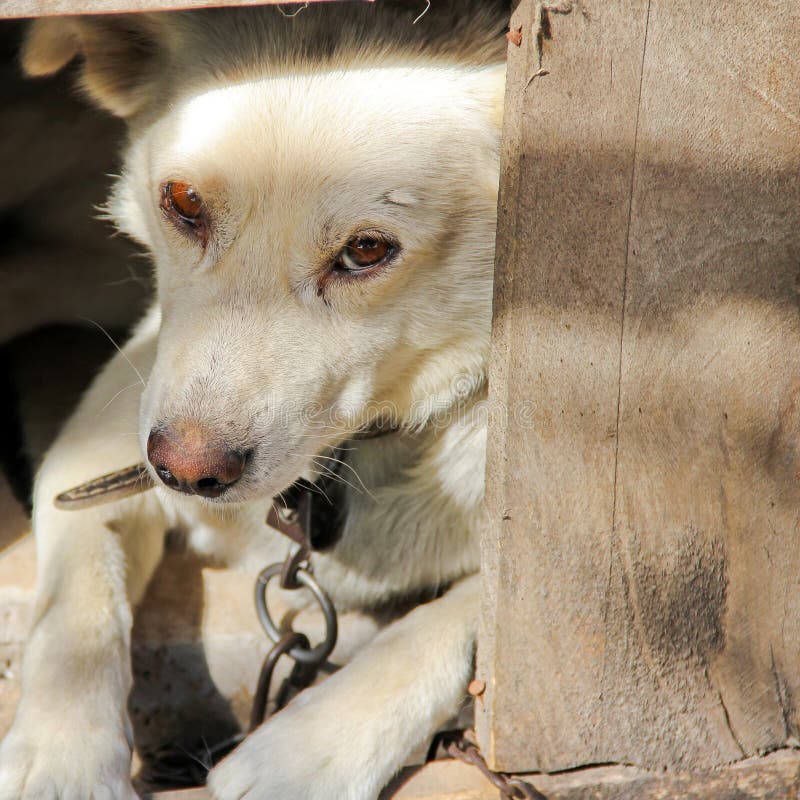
[[249, 631, 310, 732], [250, 546, 338, 728], [428, 730, 548, 800]]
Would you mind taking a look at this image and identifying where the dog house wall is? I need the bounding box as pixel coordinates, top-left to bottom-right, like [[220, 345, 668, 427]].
[[476, 0, 800, 776]]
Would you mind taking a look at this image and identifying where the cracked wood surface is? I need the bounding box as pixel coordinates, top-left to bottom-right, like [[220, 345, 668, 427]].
[[478, 0, 800, 775]]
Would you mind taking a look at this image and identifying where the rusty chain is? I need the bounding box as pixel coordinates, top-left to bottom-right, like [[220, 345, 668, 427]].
[[250, 545, 339, 728], [428, 730, 548, 800]]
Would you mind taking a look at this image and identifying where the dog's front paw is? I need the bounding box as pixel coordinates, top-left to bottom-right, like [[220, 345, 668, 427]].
[[0, 708, 137, 800], [208, 687, 382, 800]]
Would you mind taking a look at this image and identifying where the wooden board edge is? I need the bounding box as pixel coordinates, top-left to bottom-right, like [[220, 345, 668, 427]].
[[0, 0, 365, 21]]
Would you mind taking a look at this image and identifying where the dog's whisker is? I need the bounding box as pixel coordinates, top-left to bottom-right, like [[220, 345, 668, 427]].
[[176, 742, 212, 773], [309, 457, 377, 503], [97, 381, 142, 416], [77, 316, 146, 388], [301, 454, 375, 501], [309, 453, 372, 495], [303, 476, 333, 505]]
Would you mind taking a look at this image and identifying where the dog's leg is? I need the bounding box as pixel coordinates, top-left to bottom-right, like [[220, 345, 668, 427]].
[[0, 316, 166, 800], [208, 572, 480, 800]]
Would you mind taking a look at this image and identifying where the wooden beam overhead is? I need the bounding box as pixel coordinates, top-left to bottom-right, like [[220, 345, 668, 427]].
[[0, 0, 359, 21]]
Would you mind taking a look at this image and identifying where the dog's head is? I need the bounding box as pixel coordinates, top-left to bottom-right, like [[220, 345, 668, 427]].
[[24, 6, 506, 503]]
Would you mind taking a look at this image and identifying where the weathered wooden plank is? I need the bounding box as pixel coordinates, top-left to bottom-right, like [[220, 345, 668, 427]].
[[479, 0, 800, 776], [529, 749, 800, 800], [477, 0, 650, 772], [603, 0, 800, 769], [0, 0, 352, 20]]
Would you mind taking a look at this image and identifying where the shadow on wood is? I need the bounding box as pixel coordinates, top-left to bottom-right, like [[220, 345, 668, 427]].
[[478, 0, 800, 775]]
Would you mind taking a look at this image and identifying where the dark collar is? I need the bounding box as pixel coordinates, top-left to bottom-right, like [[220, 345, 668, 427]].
[[267, 420, 402, 551]]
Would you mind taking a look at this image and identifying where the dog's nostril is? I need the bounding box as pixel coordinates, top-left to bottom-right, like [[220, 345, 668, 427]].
[[192, 475, 228, 498], [192, 451, 246, 497], [157, 467, 180, 489]]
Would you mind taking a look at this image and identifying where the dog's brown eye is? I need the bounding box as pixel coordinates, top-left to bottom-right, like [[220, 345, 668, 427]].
[[160, 181, 208, 245], [335, 237, 395, 272]]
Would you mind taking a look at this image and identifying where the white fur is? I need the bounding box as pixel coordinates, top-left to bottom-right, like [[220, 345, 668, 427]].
[[0, 5, 506, 799], [208, 575, 480, 800]]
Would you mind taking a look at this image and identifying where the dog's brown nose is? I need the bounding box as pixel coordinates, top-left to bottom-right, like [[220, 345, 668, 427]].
[[147, 423, 246, 498]]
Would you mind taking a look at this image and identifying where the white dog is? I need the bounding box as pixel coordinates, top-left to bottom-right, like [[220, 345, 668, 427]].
[[0, 3, 507, 798]]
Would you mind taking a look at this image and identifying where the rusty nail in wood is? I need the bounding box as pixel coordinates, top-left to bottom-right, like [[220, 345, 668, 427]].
[[506, 26, 523, 46]]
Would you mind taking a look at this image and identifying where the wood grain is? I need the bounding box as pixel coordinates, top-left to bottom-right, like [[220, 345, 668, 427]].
[[478, 0, 650, 771], [478, 0, 800, 774]]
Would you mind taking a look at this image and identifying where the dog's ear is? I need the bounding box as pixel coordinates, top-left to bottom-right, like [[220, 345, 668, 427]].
[[21, 15, 165, 118]]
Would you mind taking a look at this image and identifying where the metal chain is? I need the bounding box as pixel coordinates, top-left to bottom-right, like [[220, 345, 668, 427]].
[[250, 546, 338, 729], [251, 554, 544, 800], [428, 730, 548, 800], [249, 630, 309, 732]]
